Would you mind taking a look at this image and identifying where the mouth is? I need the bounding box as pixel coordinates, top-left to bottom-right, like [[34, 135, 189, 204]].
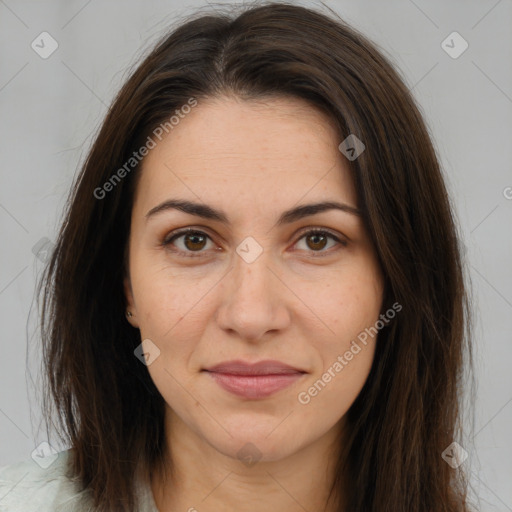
[[202, 359, 307, 399]]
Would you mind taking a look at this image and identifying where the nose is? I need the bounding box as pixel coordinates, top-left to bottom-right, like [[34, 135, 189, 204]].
[[214, 245, 291, 342]]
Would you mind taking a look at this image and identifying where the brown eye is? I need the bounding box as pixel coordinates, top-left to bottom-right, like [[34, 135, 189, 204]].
[[305, 232, 329, 251], [162, 227, 346, 259], [294, 229, 345, 256], [182, 232, 208, 251], [163, 229, 213, 256]]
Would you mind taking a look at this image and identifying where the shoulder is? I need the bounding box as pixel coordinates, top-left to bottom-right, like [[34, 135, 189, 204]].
[[0, 449, 94, 512]]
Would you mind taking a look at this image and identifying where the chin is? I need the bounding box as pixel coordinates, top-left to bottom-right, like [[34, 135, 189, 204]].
[[204, 426, 304, 465]]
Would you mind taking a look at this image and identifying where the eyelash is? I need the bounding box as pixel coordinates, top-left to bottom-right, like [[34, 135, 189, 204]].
[[161, 227, 347, 258]]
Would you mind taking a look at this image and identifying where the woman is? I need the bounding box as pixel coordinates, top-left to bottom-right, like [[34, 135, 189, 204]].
[[0, 2, 476, 511]]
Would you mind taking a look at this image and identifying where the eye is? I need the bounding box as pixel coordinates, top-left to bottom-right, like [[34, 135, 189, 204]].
[[162, 228, 215, 257], [162, 227, 346, 258], [293, 228, 346, 256]]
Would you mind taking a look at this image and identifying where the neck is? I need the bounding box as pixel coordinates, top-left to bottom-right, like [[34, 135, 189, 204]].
[[150, 405, 349, 512]]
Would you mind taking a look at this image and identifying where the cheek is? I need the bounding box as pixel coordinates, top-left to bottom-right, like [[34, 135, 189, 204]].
[[130, 259, 193, 333], [297, 325, 377, 420], [296, 261, 383, 342], [130, 265, 209, 363], [295, 257, 382, 399]]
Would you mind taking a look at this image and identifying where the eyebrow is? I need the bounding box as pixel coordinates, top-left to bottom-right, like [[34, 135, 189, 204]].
[[145, 199, 363, 226]]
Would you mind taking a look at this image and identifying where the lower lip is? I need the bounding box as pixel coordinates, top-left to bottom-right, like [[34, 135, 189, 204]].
[[205, 371, 305, 399]]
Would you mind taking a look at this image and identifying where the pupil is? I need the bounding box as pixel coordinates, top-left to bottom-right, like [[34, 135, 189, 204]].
[[309, 233, 326, 250], [185, 233, 205, 251]]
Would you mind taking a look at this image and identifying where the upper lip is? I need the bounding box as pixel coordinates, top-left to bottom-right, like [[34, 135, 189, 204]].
[[203, 359, 306, 375]]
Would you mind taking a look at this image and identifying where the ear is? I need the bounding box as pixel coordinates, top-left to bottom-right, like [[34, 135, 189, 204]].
[[124, 274, 140, 328]]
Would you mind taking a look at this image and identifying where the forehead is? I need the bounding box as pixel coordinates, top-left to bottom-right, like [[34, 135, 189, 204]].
[[133, 95, 357, 213]]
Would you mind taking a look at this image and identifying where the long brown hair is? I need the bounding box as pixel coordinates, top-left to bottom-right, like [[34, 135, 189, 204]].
[[37, 2, 476, 510]]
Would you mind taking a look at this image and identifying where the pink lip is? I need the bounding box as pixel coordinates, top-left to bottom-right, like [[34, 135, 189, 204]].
[[203, 360, 307, 399]]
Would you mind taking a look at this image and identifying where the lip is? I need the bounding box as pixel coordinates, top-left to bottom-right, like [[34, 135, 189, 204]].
[[204, 359, 306, 375], [202, 360, 307, 399]]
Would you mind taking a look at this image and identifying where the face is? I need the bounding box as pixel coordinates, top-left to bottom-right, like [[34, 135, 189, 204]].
[[124, 95, 384, 463]]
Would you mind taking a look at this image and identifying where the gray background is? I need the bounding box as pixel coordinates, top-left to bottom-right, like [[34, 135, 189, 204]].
[[0, 0, 511, 510]]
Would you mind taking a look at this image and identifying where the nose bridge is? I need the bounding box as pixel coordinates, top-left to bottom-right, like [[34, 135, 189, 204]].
[[233, 244, 272, 296], [231, 241, 276, 311], [216, 238, 289, 339]]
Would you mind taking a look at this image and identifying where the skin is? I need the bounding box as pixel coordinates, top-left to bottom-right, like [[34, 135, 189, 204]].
[[124, 95, 384, 512]]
